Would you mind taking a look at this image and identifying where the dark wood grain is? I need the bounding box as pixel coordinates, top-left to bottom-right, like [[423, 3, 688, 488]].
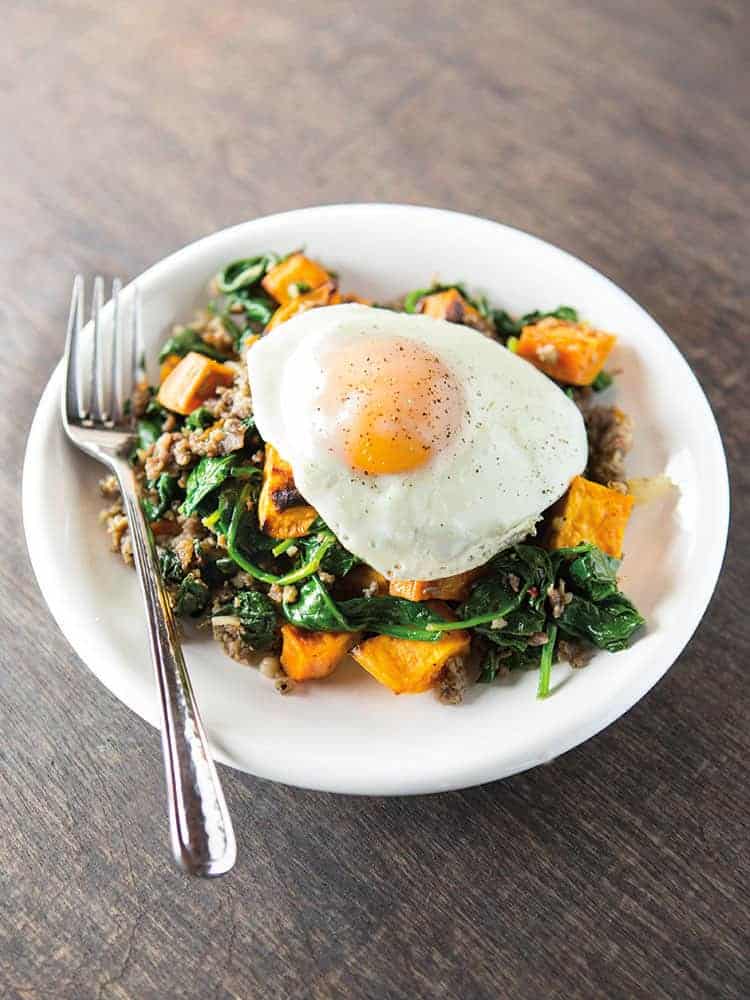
[[1, 1, 748, 997]]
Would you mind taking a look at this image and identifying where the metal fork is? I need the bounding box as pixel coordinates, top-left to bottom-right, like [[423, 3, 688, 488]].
[[62, 275, 237, 877]]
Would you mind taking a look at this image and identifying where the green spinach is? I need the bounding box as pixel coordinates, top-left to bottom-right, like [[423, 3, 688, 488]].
[[226, 485, 336, 586], [282, 575, 350, 632], [174, 575, 210, 617], [339, 595, 448, 640], [219, 590, 279, 650], [158, 328, 228, 364], [493, 305, 579, 338], [180, 456, 236, 516], [536, 625, 558, 699], [282, 576, 449, 640], [216, 255, 279, 294], [185, 406, 214, 430], [158, 548, 184, 584], [142, 473, 180, 522], [558, 594, 644, 652]]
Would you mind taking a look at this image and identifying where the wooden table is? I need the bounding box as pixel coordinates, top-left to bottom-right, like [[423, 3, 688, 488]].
[[2, 2, 747, 997]]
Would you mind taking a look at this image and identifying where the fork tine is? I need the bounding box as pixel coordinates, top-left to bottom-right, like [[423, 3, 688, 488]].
[[89, 276, 105, 422], [109, 277, 123, 425], [62, 275, 84, 424]]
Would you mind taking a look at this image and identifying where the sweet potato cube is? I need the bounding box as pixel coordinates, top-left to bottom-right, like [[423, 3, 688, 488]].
[[516, 317, 617, 386], [280, 624, 358, 681], [417, 288, 486, 330], [258, 443, 318, 539], [157, 352, 235, 415], [547, 475, 634, 558], [261, 253, 331, 306], [351, 603, 470, 695], [265, 282, 340, 331], [389, 568, 481, 603], [159, 353, 182, 384]]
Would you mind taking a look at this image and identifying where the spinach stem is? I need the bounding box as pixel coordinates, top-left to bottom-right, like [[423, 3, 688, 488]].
[[272, 537, 297, 557], [424, 597, 521, 632], [227, 486, 336, 586], [536, 624, 558, 699]]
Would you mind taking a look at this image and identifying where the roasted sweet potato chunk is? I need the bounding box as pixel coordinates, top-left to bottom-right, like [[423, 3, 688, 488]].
[[417, 288, 489, 332], [351, 602, 470, 694], [261, 253, 331, 306], [547, 475, 634, 558], [280, 623, 358, 681], [388, 568, 482, 603], [157, 352, 235, 415], [517, 317, 617, 386], [258, 443, 318, 539], [159, 353, 181, 384], [265, 282, 340, 331]]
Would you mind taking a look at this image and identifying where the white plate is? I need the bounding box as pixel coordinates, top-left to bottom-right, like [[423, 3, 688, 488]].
[[22, 205, 729, 795]]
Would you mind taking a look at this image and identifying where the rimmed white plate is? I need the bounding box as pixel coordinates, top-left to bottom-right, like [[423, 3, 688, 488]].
[[22, 205, 729, 795]]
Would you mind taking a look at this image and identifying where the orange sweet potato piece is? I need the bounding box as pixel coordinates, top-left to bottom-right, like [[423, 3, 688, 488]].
[[265, 282, 341, 331], [351, 602, 470, 695], [157, 352, 235, 415], [261, 253, 331, 306], [417, 288, 488, 331], [258, 443, 318, 539], [388, 567, 482, 603], [516, 317, 617, 386], [547, 475, 634, 558], [159, 353, 181, 384], [280, 624, 359, 681]]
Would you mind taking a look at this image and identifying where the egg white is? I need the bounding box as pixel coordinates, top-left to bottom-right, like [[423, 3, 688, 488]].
[[247, 304, 587, 580]]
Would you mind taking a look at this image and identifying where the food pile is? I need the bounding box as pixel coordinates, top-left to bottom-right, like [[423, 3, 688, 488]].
[[100, 250, 643, 702]]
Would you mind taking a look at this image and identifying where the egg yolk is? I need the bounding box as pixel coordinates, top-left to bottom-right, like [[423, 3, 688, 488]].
[[322, 336, 464, 475]]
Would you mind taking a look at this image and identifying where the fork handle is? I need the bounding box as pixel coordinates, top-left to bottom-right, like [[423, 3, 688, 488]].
[[113, 459, 237, 877]]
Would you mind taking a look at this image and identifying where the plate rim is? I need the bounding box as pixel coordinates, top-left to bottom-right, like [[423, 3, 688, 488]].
[[22, 203, 731, 795]]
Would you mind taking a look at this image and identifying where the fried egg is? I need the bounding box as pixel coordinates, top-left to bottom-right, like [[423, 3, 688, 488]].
[[247, 304, 587, 580]]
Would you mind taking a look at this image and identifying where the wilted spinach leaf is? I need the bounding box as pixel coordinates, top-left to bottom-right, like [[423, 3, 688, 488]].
[[142, 473, 180, 522], [226, 486, 334, 585], [320, 540, 360, 577], [452, 576, 522, 630], [185, 407, 214, 430], [493, 305, 579, 339], [223, 590, 279, 650], [216, 254, 279, 294], [158, 548, 184, 584], [282, 575, 350, 632], [134, 417, 161, 449], [558, 594, 644, 652], [174, 575, 210, 617], [228, 294, 275, 329], [339, 595, 448, 640], [283, 576, 448, 640], [295, 526, 359, 578], [180, 456, 236, 516], [158, 328, 228, 364], [556, 544, 621, 602]]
